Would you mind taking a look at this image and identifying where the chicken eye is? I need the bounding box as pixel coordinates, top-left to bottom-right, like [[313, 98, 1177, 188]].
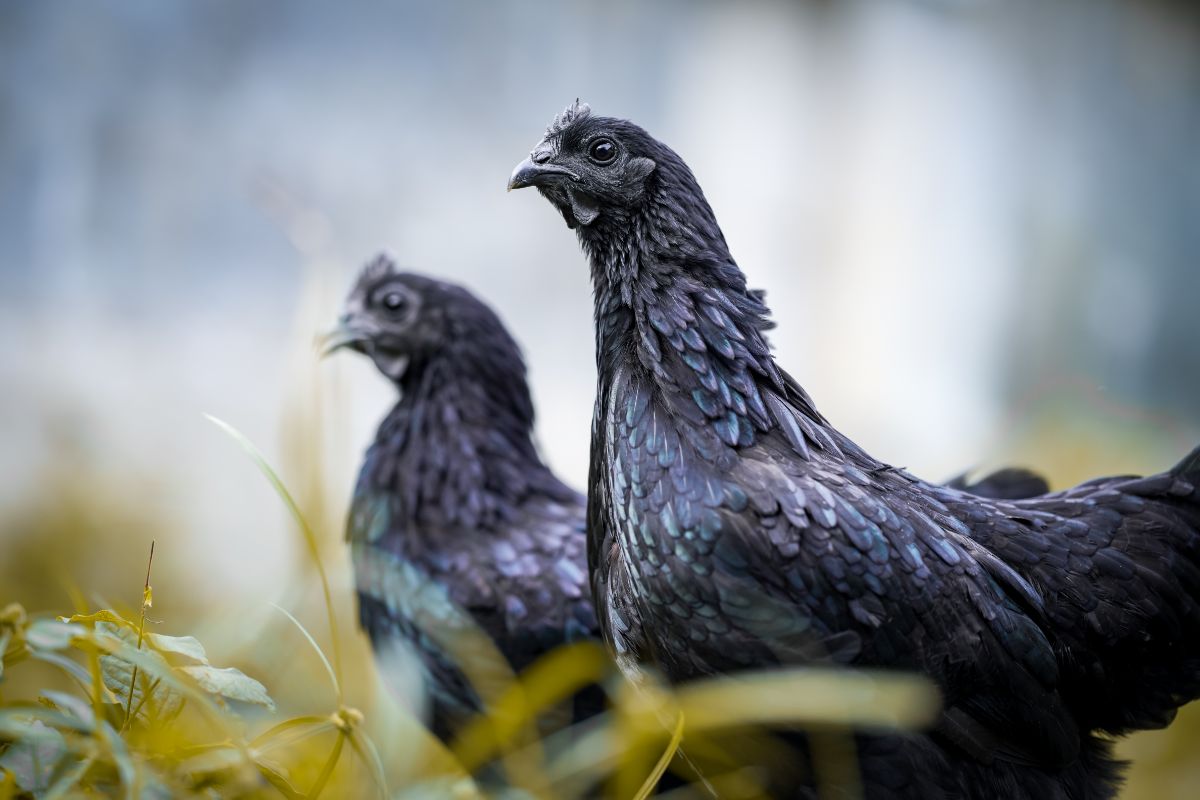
[[382, 292, 407, 312], [588, 138, 616, 164]]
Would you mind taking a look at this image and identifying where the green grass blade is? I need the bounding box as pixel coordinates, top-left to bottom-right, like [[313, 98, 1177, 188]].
[[255, 757, 306, 800], [306, 730, 345, 799], [204, 413, 344, 703], [346, 728, 389, 800], [673, 668, 939, 732], [633, 712, 684, 800], [269, 603, 339, 702], [252, 715, 332, 750]]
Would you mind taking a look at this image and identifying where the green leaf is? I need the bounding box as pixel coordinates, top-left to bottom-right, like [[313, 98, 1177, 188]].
[[255, 757, 305, 800], [25, 620, 84, 651], [179, 666, 276, 712], [29, 650, 93, 689], [39, 691, 95, 728], [96, 623, 184, 726], [79, 623, 239, 732], [93, 719, 137, 796], [177, 746, 245, 781], [0, 708, 92, 737], [57, 610, 135, 630], [0, 720, 66, 794], [101, 703, 126, 729], [41, 748, 95, 800], [146, 633, 208, 667]]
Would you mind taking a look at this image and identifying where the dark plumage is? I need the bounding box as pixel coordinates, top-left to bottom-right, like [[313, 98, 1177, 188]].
[[326, 257, 598, 740], [947, 467, 1050, 501], [509, 101, 1200, 799]]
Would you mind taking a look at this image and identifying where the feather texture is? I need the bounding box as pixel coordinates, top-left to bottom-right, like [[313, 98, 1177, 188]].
[[516, 106, 1200, 799], [334, 264, 599, 741]]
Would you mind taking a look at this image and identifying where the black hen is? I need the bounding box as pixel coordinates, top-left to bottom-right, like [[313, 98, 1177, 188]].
[[325, 257, 598, 741], [509, 102, 1200, 799]]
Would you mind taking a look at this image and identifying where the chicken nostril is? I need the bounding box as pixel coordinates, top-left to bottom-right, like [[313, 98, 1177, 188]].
[[531, 150, 551, 164]]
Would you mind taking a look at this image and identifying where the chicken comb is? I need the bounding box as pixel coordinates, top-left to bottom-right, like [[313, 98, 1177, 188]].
[[546, 98, 591, 137], [358, 253, 398, 285]]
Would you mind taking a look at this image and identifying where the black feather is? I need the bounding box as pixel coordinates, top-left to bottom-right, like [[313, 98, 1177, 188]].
[[947, 467, 1051, 500]]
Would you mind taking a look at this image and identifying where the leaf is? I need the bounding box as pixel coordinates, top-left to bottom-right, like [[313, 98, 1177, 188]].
[[77, 625, 231, 732], [0, 708, 92, 737], [177, 746, 245, 780], [39, 691, 95, 728], [25, 620, 84, 651], [146, 633, 208, 666], [93, 622, 275, 722], [42, 751, 97, 800], [93, 719, 137, 795], [58, 610, 135, 630], [255, 757, 305, 800], [180, 665, 276, 712], [29, 650, 93, 689], [101, 703, 126, 729], [96, 623, 184, 726], [0, 720, 65, 794]]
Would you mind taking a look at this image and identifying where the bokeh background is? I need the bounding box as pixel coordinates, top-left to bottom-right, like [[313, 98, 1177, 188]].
[[2, 0, 1198, 795]]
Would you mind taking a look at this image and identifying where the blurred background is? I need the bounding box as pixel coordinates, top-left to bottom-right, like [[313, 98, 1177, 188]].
[[1, 0, 1198, 795]]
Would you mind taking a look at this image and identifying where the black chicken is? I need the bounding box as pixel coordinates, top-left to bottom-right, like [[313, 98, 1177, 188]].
[[323, 255, 1040, 751], [323, 257, 598, 741], [508, 101, 1200, 799]]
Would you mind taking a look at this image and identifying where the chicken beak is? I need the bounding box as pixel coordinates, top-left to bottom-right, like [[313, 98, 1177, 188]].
[[317, 317, 369, 357], [507, 157, 577, 191], [508, 157, 542, 191]]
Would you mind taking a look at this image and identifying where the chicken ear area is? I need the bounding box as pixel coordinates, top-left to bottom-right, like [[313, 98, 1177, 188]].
[[566, 187, 600, 227]]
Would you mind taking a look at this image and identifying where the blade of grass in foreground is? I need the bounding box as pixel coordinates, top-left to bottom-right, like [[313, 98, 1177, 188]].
[[542, 666, 939, 798], [633, 711, 683, 800], [205, 414, 439, 798], [450, 640, 611, 771], [671, 668, 939, 732], [269, 603, 339, 702], [204, 413, 344, 704]]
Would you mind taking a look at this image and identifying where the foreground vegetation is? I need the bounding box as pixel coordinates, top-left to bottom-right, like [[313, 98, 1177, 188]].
[[3, 410, 1198, 798], [0, 420, 940, 799]]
